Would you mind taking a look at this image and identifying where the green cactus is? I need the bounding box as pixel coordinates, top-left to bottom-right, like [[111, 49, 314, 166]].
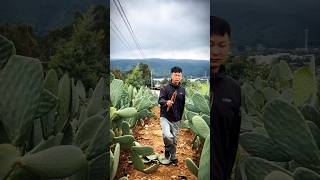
[[190, 116, 209, 139], [254, 76, 266, 90], [113, 135, 134, 150], [192, 136, 200, 149], [6, 167, 40, 180], [307, 121, 320, 148], [32, 118, 43, 150], [293, 167, 320, 180], [185, 158, 198, 176], [86, 119, 108, 160], [133, 96, 151, 111], [189, 93, 210, 115], [43, 69, 59, 96], [37, 89, 58, 139], [301, 104, 320, 128], [243, 156, 292, 180], [198, 135, 210, 180], [111, 143, 120, 180], [115, 107, 137, 118], [183, 110, 198, 122], [279, 88, 293, 104], [142, 162, 160, 173], [88, 152, 108, 180], [132, 146, 154, 157], [0, 36, 111, 179], [239, 132, 291, 162], [131, 153, 144, 171], [262, 99, 320, 170], [136, 109, 155, 122], [293, 67, 317, 107], [86, 77, 106, 117], [268, 60, 293, 82], [71, 78, 79, 118], [55, 73, 71, 134], [29, 133, 63, 154], [265, 171, 294, 180], [76, 80, 86, 100], [240, 109, 254, 132], [111, 79, 124, 108], [0, 144, 19, 179], [261, 87, 280, 101], [18, 145, 87, 178], [242, 82, 255, 97], [0, 55, 43, 146], [121, 121, 130, 135], [74, 115, 104, 150], [252, 90, 265, 109], [88, 88, 93, 99], [0, 35, 15, 70], [68, 159, 88, 180]]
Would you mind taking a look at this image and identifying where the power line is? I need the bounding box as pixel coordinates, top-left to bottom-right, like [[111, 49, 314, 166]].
[[112, 0, 145, 59], [111, 18, 132, 50], [111, 24, 129, 49], [117, 0, 145, 58], [113, 0, 143, 58]]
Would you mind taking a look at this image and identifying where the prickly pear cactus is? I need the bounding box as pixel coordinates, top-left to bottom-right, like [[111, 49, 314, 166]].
[[0, 35, 109, 180], [238, 60, 320, 179]]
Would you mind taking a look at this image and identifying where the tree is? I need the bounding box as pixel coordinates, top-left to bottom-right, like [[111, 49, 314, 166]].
[[111, 68, 123, 80], [124, 63, 152, 88], [125, 65, 144, 89], [0, 23, 40, 58], [49, 5, 107, 89]]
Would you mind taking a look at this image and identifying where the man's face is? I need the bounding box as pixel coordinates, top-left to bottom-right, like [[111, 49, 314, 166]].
[[171, 72, 182, 84], [210, 33, 230, 73]]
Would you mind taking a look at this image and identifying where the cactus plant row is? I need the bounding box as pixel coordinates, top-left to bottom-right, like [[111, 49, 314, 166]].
[[237, 60, 320, 180], [0, 35, 108, 180]]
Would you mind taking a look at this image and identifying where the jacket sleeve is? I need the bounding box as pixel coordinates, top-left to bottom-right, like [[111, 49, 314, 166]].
[[226, 86, 242, 179], [158, 86, 168, 106], [180, 89, 186, 119]]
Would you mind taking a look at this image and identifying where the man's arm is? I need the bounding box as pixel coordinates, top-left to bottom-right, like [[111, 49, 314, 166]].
[[158, 86, 168, 106], [180, 89, 186, 120]]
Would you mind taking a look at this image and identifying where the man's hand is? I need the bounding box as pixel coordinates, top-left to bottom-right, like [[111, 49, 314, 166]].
[[166, 100, 173, 107]]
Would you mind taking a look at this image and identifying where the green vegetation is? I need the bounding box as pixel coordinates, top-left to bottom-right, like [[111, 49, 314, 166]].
[[0, 34, 108, 180], [232, 57, 320, 179]]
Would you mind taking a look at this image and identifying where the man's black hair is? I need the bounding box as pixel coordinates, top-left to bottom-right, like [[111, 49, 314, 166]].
[[210, 16, 231, 37], [171, 66, 182, 73]]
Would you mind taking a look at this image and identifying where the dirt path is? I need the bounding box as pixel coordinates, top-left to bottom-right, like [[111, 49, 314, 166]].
[[116, 106, 199, 180]]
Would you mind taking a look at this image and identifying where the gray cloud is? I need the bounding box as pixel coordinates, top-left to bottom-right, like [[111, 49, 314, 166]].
[[111, 0, 210, 60]]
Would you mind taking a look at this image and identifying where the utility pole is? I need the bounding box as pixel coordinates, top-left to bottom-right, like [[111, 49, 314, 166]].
[[150, 70, 153, 89], [305, 29, 309, 51]]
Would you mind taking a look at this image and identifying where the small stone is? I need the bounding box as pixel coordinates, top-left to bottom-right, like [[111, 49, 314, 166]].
[[171, 175, 177, 179]]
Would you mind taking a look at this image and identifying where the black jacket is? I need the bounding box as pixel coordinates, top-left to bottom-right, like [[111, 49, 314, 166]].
[[158, 81, 186, 122], [211, 65, 241, 180]]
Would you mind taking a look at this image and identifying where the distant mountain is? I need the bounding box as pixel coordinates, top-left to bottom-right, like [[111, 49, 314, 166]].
[[211, 0, 320, 48], [111, 59, 210, 78], [0, 0, 108, 35]]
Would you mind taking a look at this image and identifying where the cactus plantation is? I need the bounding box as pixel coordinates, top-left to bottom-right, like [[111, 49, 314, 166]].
[[109, 71, 211, 179], [236, 60, 320, 179], [0, 35, 108, 179], [109, 76, 162, 179], [182, 87, 210, 180]]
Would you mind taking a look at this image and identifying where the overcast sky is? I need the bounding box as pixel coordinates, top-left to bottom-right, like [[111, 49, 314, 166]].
[[110, 0, 210, 60]]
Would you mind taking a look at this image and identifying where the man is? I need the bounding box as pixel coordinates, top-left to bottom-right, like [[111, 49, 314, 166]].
[[210, 16, 241, 180], [158, 66, 186, 166]]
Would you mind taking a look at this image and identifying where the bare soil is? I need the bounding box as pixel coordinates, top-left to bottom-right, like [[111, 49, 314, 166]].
[[116, 106, 200, 180]]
